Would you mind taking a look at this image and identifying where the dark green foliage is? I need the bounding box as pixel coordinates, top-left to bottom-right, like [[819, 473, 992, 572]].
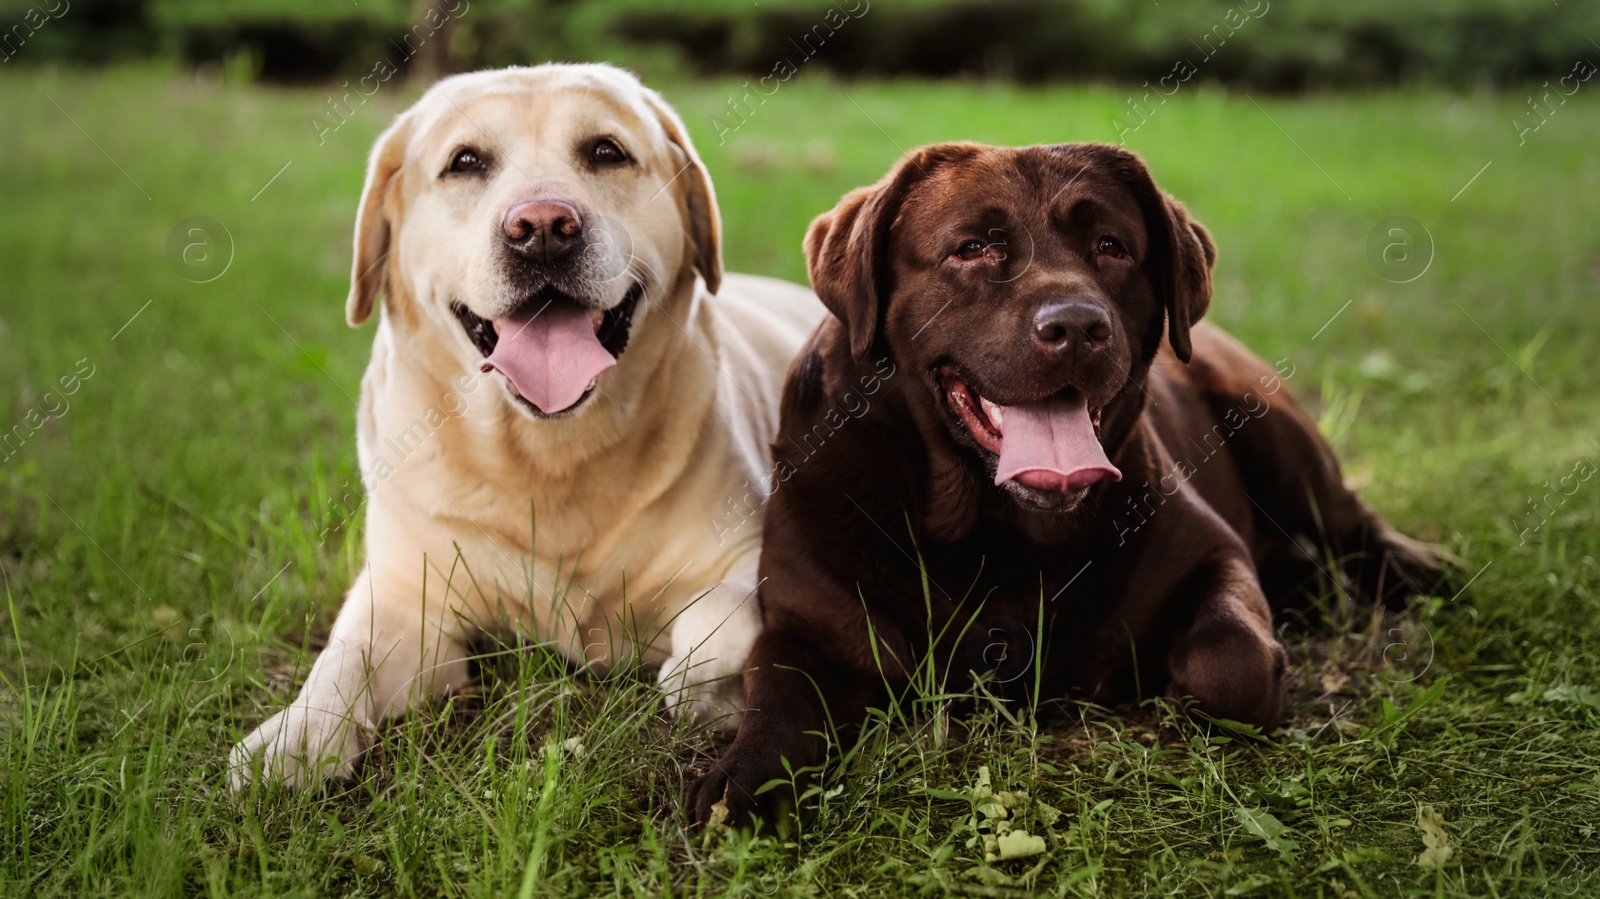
[[3, 0, 1597, 88]]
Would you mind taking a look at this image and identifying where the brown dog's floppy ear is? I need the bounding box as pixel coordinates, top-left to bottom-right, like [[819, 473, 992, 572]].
[[1092, 143, 1217, 363], [803, 189, 877, 360], [805, 144, 972, 360], [1160, 196, 1216, 363], [642, 89, 723, 295], [347, 115, 413, 327]]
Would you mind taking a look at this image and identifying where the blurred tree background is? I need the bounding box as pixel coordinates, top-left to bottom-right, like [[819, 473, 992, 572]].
[[2, 0, 1592, 89]]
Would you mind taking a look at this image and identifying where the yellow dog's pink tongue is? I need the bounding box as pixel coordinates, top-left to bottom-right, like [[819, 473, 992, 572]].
[[480, 302, 615, 414], [993, 392, 1122, 493]]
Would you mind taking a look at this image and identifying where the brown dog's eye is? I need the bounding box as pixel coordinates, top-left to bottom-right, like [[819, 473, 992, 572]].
[[590, 138, 629, 165], [447, 148, 485, 175], [1095, 236, 1128, 260], [954, 239, 988, 262]]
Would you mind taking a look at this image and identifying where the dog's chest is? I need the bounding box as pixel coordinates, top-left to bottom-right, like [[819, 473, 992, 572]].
[[907, 533, 1156, 693]]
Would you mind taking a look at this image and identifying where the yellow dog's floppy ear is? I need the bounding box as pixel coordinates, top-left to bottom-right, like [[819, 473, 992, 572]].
[[805, 143, 978, 361], [347, 115, 412, 326], [641, 89, 723, 295]]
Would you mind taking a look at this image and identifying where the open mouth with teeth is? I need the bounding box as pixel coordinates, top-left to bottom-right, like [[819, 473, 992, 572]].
[[454, 282, 642, 416], [940, 367, 1122, 495]]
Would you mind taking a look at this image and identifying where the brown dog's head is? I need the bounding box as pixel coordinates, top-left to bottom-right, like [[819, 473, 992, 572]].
[[805, 142, 1215, 513]]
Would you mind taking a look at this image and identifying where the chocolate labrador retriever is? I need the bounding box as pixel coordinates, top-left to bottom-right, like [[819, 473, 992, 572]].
[[689, 142, 1443, 826]]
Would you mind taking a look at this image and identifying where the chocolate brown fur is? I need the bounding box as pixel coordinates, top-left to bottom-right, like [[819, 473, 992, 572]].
[[689, 143, 1443, 827]]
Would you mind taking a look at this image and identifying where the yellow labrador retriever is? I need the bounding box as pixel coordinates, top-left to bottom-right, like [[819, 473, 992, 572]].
[[230, 64, 823, 788]]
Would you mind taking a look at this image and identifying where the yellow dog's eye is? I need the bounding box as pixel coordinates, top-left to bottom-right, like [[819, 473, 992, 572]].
[[447, 148, 485, 174], [591, 138, 628, 165]]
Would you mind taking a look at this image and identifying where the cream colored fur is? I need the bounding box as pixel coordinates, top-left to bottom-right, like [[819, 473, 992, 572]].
[[229, 64, 822, 789]]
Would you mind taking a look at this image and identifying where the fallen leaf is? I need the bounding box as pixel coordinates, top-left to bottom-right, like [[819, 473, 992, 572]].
[[971, 766, 993, 801], [985, 829, 1047, 862], [1415, 804, 1453, 870], [1035, 799, 1063, 828], [703, 800, 729, 838], [1319, 669, 1350, 695], [971, 766, 1006, 820]]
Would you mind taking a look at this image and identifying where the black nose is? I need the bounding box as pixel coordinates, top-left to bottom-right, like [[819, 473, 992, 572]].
[[502, 198, 583, 264], [1032, 299, 1112, 358]]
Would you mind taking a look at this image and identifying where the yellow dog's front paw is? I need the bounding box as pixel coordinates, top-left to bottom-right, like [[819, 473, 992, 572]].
[[658, 655, 745, 733], [228, 702, 366, 791]]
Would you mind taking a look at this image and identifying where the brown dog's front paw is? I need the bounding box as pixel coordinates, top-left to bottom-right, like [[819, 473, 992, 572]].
[[1168, 609, 1288, 729], [687, 747, 798, 830], [687, 767, 739, 828]]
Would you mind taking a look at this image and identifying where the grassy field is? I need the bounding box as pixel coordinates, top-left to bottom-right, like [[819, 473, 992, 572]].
[[3, 64, 1599, 896]]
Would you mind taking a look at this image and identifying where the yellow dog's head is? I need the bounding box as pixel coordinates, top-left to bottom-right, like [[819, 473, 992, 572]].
[[348, 64, 721, 418]]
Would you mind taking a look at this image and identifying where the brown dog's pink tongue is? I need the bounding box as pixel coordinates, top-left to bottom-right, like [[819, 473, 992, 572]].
[[993, 392, 1122, 493], [480, 302, 615, 414]]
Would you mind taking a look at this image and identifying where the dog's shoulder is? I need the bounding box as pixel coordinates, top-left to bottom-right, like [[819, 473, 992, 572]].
[[778, 316, 852, 425]]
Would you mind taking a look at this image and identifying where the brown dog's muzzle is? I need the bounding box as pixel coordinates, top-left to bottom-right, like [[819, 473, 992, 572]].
[[1031, 298, 1113, 365], [943, 293, 1127, 497]]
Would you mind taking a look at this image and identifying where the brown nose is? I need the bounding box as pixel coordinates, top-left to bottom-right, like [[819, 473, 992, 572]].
[[502, 198, 583, 264], [1033, 299, 1112, 360]]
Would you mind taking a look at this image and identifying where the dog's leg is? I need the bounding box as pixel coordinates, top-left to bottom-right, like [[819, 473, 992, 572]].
[[1333, 503, 1450, 609], [687, 629, 879, 829], [1221, 385, 1448, 607], [1165, 555, 1288, 728], [229, 566, 473, 790], [657, 567, 760, 732]]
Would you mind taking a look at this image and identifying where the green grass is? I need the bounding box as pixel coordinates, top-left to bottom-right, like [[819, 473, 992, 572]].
[[3, 64, 1599, 896]]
